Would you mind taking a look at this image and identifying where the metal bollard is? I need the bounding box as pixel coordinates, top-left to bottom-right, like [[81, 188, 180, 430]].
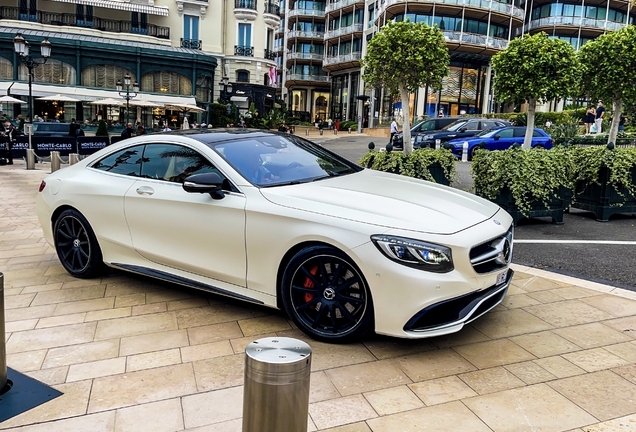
[[69, 153, 80, 165], [0, 273, 6, 394], [50, 151, 61, 173], [435, 139, 441, 150], [26, 149, 36, 170], [348, 127, 351, 134], [305, 129, 309, 136], [462, 142, 469, 163], [242, 337, 312, 432], [334, 128, 338, 135]]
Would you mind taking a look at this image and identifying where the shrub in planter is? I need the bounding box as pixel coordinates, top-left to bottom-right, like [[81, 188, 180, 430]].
[[570, 145, 636, 221], [95, 120, 109, 137], [358, 148, 456, 185], [471, 146, 576, 225]]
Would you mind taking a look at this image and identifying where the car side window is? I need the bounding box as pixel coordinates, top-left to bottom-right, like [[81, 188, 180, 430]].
[[92, 145, 144, 176], [513, 128, 526, 138], [140, 144, 228, 186], [481, 121, 496, 130], [496, 128, 514, 138], [465, 122, 479, 131], [533, 130, 543, 137]]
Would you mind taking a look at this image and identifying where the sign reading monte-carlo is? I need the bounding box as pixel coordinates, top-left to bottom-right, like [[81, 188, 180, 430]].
[[11, 137, 109, 157]]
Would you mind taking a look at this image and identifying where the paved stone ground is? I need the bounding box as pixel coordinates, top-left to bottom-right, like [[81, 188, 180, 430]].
[[3, 160, 636, 431]]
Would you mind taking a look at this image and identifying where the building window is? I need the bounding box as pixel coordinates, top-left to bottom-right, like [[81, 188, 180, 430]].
[[20, 0, 37, 21], [0, 57, 13, 80], [76, 5, 93, 26], [196, 76, 213, 103], [237, 70, 250, 82], [82, 65, 136, 89], [132, 12, 148, 35], [20, 59, 76, 85], [141, 71, 193, 95], [238, 23, 252, 48], [184, 15, 199, 42]]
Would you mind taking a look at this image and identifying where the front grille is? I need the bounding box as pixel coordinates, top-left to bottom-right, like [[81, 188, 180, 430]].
[[469, 225, 513, 274]]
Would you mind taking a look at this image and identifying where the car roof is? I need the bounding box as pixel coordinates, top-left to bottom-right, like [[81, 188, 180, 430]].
[[162, 128, 291, 144]]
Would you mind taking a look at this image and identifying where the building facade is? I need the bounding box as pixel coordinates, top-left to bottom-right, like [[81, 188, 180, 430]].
[[0, 0, 280, 125], [276, 0, 635, 124]]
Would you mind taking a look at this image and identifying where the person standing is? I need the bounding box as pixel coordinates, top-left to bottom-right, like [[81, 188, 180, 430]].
[[121, 122, 134, 138], [68, 118, 79, 137], [585, 107, 596, 134], [3, 119, 17, 165], [390, 117, 399, 144], [595, 100, 605, 134], [327, 118, 333, 130]]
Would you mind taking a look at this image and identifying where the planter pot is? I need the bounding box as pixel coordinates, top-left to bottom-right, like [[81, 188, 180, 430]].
[[426, 162, 451, 186], [477, 186, 573, 226], [572, 167, 636, 221]]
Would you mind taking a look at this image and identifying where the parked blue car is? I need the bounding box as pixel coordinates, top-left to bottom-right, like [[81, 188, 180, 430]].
[[449, 126, 553, 159]]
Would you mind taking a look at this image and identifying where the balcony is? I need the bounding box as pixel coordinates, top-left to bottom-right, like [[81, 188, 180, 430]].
[[527, 16, 626, 32], [287, 52, 325, 60], [325, 0, 364, 13], [181, 38, 202, 49], [325, 23, 363, 38], [443, 31, 509, 50], [264, 48, 278, 60], [322, 51, 361, 66], [234, 0, 258, 20], [288, 8, 326, 18], [235, 45, 255, 56], [288, 30, 325, 39], [286, 73, 331, 85], [383, 0, 524, 20], [264, 2, 281, 14], [0, 6, 170, 39], [264, 2, 281, 26]]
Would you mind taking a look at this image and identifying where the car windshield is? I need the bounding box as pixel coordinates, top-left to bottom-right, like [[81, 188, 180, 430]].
[[474, 127, 505, 138], [441, 120, 469, 131], [212, 134, 361, 187]]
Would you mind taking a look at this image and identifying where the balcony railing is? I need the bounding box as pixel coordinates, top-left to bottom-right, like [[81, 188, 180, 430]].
[[287, 52, 325, 60], [181, 38, 202, 49], [326, 0, 364, 13], [443, 30, 508, 49], [288, 30, 326, 38], [0, 6, 170, 38], [325, 23, 363, 38], [264, 2, 281, 14], [235, 0, 257, 10], [527, 16, 626, 31], [322, 51, 361, 65], [264, 48, 277, 59], [383, 0, 524, 20], [235, 45, 255, 56], [287, 73, 330, 82], [288, 8, 326, 18]]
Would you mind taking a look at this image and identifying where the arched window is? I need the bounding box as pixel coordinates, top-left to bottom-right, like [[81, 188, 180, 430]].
[[237, 70, 249, 82], [19, 59, 76, 84], [81, 65, 136, 89], [196, 76, 213, 103], [141, 71, 192, 95], [0, 57, 12, 80]]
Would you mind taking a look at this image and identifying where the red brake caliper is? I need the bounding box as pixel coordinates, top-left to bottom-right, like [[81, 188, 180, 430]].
[[304, 265, 319, 306]]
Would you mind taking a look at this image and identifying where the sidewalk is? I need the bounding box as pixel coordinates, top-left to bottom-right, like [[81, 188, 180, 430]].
[[2, 160, 636, 431]]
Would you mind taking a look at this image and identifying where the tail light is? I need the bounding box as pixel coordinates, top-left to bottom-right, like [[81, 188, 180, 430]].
[[39, 181, 46, 192]]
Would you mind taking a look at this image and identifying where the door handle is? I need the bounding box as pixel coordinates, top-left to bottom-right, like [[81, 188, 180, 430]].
[[136, 186, 154, 196]]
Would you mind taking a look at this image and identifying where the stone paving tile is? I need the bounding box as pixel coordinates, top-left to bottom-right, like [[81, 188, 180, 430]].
[[325, 360, 411, 396], [562, 348, 630, 372], [114, 398, 184, 432], [453, 339, 536, 369], [6, 349, 47, 372], [309, 371, 341, 403], [504, 360, 558, 385], [582, 413, 636, 431], [66, 357, 127, 382], [554, 322, 634, 349], [237, 314, 292, 337], [309, 394, 378, 430], [94, 311, 178, 340], [187, 321, 244, 346], [523, 300, 614, 328], [6, 322, 97, 353], [534, 356, 587, 379], [392, 349, 476, 382], [119, 329, 189, 356], [509, 330, 582, 358], [458, 366, 526, 395], [580, 294, 636, 318], [192, 353, 245, 392], [182, 386, 243, 429], [471, 308, 553, 339], [42, 339, 120, 369], [363, 385, 424, 416], [408, 375, 478, 406], [126, 348, 182, 372], [180, 340, 234, 363]]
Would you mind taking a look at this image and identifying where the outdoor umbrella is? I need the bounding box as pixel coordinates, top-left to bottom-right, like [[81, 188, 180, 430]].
[[0, 95, 27, 104], [89, 98, 124, 106], [37, 94, 82, 102], [163, 103, 204, 112]]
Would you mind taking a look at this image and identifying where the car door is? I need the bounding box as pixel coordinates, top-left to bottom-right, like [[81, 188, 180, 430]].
[[512, 127, 527, 146], [457, 120, 480, 138], [492, 127, 515, 150], [124, 143, 247, 287]]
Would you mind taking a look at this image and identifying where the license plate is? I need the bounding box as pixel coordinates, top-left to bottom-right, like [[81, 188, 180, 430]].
[[496, 270, 508, 286]]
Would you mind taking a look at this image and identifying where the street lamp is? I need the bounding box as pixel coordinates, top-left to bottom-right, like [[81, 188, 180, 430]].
[[220, 76, 233, 105], [116, 74, 139, 124], [14, 33, 52, 124]]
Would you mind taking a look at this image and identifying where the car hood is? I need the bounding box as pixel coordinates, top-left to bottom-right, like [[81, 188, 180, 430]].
[[259, 169, 501, 235]]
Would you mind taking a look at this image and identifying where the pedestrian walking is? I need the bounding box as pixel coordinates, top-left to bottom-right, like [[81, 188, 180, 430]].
[[318, 118, 324, 135], [390, 117, 399, 144], [595, 100, 605, 134], [585, 107, 596, 134], [2, 119, 18, 165], [327, 118, 333, 130]]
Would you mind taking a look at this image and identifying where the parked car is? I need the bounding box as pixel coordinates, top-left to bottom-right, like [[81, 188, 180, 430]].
[[414, 118, 510, 148], [36, 130, 514, 343], [449, 126, 553, 159], [32, 122, 72, 137], [392, 117, 460, 148]]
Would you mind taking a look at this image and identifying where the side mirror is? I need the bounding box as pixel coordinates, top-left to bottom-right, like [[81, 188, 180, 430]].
[[458, 127, 467, 133], [183, 172, 225, 200], [493, 135, 500, 140]]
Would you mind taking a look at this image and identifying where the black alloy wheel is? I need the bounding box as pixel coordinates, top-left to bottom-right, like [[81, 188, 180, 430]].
[[53, 209, 104, 278], [534, 144, 545, 150], [281, 245, 373, 342], [469, 145, 480, 160]]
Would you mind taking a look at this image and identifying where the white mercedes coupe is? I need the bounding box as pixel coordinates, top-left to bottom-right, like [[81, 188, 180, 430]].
[[36, 130, 513, 342]]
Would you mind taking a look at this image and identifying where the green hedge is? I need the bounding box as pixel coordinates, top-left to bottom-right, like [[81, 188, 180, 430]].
[[481, 109, 587, 126], [358, 148, 457, 184]]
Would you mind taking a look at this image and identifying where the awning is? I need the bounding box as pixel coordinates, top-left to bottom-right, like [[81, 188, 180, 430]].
[[230, 96, 249, 102], [0, 81, 196, 106], [49, 0, 169, 16]]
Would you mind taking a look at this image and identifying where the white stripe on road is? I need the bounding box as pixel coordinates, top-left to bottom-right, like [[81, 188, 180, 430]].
[[515, 240, 636, 245]]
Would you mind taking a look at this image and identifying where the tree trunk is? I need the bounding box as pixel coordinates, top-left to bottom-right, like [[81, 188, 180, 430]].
[[523, 98, 537, 150], [399, 86, 413, 154], [608, 98, 622, 146]]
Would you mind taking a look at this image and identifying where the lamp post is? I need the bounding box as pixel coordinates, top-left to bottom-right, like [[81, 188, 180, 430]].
[[116, 74, 139, 124], [14, 33, 52, 124], [220, 76, 236, 123]]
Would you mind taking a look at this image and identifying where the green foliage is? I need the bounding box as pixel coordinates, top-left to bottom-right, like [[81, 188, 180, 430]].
[[339, 121, 358, 131], [357, 148, 457, 183], [209, 103, 234, 127], [95, 120, 109, 137], [471, 146, 576, 216], [361, 20, 450, 96], [571, 146, 636, 198], [481, 109, 586, 126], [263, 108, 287, 129], [492, 32, 581, 106]]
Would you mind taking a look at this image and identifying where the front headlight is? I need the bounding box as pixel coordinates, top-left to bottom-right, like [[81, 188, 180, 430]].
[[371, 235, 454, 273], [424, 135, 434, 140]]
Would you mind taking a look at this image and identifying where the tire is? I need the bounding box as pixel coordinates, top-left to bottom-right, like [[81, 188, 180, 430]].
[[469, 145, 480, 160], [533, 144, 545, 150], [53, 209, 104, 278], [281, 245, 374, 343]]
